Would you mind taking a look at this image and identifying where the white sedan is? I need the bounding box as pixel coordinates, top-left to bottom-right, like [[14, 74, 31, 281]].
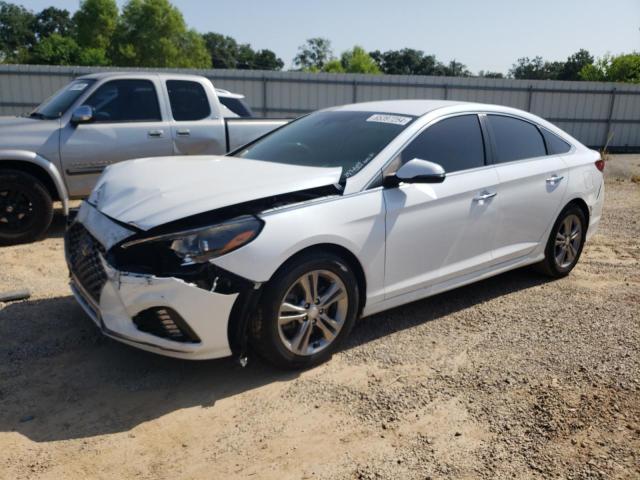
[[65, 100, 605, 369]]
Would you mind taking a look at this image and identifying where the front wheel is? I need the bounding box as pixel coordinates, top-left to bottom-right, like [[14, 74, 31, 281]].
[[251, 251, 360, 369], [535, 204, 587, 278], [0, 170, 53, 246]]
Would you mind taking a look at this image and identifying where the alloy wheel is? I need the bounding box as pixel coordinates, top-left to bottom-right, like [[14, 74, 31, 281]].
[[0, 189, 34, 233], [277, 269, 349, 356], [554, 213, 582, 269]]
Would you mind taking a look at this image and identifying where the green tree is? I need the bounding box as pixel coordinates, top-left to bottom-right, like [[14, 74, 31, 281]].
[[322, 59, 344, 73], [203, 32, 238, 68], [559, 49, 593, 80], [478, 70, 504, 78], [0, 1, 36, 62], [30, 32, 80, 65], [74, 0, 118, 51], [252, 49, 283, 70], [294, 37, 333, 71], [580, 53, 640, 83], [369, 48, 440, 75], [110, 0, 210, 68], [338, 46, 380, 74], [34, 7, 74, 39]]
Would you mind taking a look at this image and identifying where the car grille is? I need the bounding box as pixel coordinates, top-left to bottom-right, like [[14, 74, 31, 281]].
[[66, 223, 108, 303]]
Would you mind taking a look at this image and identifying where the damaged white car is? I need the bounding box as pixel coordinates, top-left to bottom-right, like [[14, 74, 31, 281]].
[[65, 100, 605, 368]]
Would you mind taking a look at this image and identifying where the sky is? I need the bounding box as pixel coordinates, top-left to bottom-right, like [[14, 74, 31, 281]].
[[20, 0, 640, 73]]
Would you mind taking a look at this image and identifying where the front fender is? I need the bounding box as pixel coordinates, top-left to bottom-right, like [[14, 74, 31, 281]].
[[211, 190, 387, 304], [0, 150, 69, 215]]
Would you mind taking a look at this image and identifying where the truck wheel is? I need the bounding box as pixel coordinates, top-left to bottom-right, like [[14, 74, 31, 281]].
[[0, 170, 53, 246]]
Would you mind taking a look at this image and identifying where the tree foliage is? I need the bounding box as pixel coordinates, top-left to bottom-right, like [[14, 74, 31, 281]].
[[202, 32, 283, 70], [294, 37, 333, 71], [74, 0, 118, 51], [580, 53, 640, 83], [0, 1, 35, 61], [110, 0, 209, 68]]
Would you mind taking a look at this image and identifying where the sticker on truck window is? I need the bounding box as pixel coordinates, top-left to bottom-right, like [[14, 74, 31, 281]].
[[69, 83, 89, 91], [366, 114, 412, 126]]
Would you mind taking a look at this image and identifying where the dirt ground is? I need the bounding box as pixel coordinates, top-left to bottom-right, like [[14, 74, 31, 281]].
[[1, 155, 638, 480]]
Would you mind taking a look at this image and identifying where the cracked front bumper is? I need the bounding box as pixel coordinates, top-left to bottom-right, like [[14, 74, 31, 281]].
[[70, 265, 238, 360]]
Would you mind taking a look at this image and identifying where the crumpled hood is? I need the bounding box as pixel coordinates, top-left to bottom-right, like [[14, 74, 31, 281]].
[[90, 155, 342, 230], [0, 116, 60, 151]]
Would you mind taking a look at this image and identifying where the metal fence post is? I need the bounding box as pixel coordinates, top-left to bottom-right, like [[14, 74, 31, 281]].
[[604, 87, 617, 147], [527, 85, 533, 111], [262, 75, 268, 117], [443, 83, 448, 100], [352, 80, 358, 103]]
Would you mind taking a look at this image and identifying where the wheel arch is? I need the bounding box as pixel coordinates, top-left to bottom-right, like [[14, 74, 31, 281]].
[[563, 197, 590, 228], [0, 153, 69, 215], [270, 243, 368, 317]]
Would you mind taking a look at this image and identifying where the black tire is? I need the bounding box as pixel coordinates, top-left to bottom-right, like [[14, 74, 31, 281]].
[[534, 204, 587, 278], [251, 251, 360, 369], [0, 169, 53, 246]]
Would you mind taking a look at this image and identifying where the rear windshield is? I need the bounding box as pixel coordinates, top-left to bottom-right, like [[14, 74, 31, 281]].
[[31, 79, 96, 119], [234, 111, 415, 179]]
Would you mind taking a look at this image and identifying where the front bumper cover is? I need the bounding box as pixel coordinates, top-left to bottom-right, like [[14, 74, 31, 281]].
[[67, 202, 241, 360]]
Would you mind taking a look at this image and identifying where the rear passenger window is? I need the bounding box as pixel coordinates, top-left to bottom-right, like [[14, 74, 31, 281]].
[[166, 80, 211, 121], [487, 115, 546, 163], [83, 79, 161, 122], [541, 129, 572, 155], [400, 115, 485, 173]]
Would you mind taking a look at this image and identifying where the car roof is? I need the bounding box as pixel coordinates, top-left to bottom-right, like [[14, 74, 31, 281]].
[[327, 99, 469, 116]]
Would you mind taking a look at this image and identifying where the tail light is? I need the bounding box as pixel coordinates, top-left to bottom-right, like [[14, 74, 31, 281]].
[[595, 159, 605, 172]]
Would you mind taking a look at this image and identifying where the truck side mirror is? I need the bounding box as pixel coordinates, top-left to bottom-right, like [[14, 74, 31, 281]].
[[71, 105, 94, 124]]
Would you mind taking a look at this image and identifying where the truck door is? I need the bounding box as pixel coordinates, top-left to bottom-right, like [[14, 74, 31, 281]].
[[60, 79, 172, 197], [165, 79, 227, 156]]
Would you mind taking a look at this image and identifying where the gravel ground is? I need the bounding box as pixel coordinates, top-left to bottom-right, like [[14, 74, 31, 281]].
[[0, 155, 638, 479]]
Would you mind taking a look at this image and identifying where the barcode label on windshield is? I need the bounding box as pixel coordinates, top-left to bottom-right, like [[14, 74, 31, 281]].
[[69, 83, 89, 91], [367, 114, 412, 126]]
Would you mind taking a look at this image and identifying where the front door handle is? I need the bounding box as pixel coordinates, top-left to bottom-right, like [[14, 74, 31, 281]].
[[473, 191, 497, 201], [176, 128, 191, 136], [147, 129, 164, 137], [546, 175, 564, 184]]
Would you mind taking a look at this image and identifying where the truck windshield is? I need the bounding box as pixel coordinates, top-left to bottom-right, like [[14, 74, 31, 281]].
[[234, 110, 415, 179], [30, 79, 96, 119]]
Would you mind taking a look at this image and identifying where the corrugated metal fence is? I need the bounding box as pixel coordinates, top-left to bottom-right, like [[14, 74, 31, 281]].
[[1, 64, 640, 150]]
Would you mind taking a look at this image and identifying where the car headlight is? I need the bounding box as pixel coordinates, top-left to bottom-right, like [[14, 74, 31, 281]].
[[122, 215, 263, 265]]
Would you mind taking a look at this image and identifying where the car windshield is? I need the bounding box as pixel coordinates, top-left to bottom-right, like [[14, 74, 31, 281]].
[[234, 110, 415, 179], [30, 79, 96, 119]]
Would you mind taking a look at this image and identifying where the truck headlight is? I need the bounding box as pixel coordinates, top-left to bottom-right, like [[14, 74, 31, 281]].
[[123, 216, 263, 265]]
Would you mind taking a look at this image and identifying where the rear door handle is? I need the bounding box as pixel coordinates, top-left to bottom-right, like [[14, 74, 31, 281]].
[[147, 129, 164, 137], [176, 128, 191, 136], [473, 191, 497, 201], [546, 175, 564, 184]]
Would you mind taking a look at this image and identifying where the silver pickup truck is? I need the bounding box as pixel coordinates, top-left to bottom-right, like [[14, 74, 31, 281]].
[[0, 72, 288, 245]]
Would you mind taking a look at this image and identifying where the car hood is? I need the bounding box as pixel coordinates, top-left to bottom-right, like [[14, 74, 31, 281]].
[[0, 115, 60, 151], [90, 155, 342, 230]]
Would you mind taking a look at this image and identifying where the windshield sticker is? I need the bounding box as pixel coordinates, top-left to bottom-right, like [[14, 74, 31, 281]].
[[366, 114, 412, 126], [69, 83, 89, 91]]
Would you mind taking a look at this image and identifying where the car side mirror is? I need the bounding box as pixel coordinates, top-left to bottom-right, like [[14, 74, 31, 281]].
[[384, 158, 446, 187], [71, 105, 94, 124]]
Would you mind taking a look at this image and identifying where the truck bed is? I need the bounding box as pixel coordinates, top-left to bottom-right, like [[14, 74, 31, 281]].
[[225, 118, 290, 152]]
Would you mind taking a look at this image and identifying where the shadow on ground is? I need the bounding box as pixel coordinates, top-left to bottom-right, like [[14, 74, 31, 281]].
[[0, 267, 551, 442]]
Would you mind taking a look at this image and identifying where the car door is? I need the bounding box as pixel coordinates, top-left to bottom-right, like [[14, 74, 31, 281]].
[[165, 79, 227, 156], [383, 114, 500, 300], [60, 78, 172, 197], [485, 114, 569, 262]]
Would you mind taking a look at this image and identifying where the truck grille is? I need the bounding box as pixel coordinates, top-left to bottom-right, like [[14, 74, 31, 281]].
[[66, 223, 108, 303]]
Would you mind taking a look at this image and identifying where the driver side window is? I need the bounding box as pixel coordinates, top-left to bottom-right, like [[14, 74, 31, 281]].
[[82, 79, 161, 123], [400, 114, 485, 173]]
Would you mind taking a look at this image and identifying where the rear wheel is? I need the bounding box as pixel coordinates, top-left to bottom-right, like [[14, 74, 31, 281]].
[[535, 204, 587, 278], [251, 252, 359, 369], [0, 170, 53, 246]]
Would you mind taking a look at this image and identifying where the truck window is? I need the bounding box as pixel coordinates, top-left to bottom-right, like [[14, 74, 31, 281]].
[[31, 79, 96, 119], [82, 79, 161, 123], [166, 80, 211, 121]]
